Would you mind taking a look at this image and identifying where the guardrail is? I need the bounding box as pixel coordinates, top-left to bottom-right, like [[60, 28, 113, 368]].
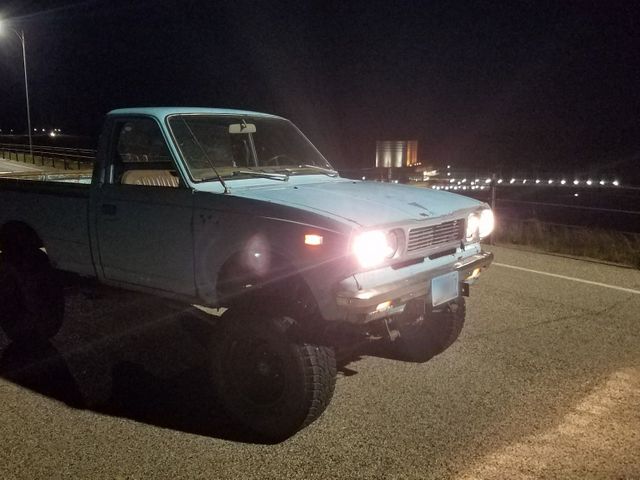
[[0, 143, 96, 170]]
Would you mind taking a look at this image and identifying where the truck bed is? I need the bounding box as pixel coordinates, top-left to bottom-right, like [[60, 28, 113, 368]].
[[0, 173, 95, 276]]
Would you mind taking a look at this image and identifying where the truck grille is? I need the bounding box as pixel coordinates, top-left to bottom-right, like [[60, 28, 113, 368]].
[[407, 219, 464, 252]]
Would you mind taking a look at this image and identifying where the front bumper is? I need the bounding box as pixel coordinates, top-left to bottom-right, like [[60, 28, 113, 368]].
[[335, 250, 494, 323]]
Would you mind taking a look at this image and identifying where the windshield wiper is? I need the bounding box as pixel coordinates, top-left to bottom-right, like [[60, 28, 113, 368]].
[[232, 170, 289, 181], [181, 118, 229, 193], [298, 164, 339, 177]]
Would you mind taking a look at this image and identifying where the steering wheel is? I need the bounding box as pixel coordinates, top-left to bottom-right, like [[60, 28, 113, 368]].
[[263, 154, 294, 167]]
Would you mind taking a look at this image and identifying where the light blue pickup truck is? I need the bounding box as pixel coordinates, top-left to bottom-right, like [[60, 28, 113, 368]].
[[0, 107, 493, 440]]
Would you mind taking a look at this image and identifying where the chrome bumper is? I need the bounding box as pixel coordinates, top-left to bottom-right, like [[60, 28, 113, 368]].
[[335, 250, 494, 322]]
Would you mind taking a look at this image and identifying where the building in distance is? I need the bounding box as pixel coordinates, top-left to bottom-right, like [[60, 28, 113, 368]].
[[375, 140, 419, 168]]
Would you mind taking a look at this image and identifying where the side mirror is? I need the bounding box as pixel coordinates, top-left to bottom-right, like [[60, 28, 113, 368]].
[[229, 123, 256, 134]]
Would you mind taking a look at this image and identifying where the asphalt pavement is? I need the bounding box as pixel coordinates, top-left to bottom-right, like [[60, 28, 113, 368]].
[[0, 245, 638, 479], [0, 158, 46, 174]]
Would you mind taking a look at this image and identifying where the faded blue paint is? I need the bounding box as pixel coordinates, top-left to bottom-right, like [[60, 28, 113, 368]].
[[108, 107, 282, 120], [206, 177, 486, 228]]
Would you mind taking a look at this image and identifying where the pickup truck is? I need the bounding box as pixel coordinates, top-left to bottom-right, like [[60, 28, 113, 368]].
[[0, 107, 494, 440]]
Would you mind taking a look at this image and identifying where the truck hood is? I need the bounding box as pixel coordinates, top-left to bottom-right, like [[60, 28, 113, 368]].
[[230, 178, 485, 227]]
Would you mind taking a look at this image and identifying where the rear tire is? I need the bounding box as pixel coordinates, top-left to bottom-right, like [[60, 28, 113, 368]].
[[393, 297, 466, 363], [211, 311, 336, 442], [0, 250, 64, 342]]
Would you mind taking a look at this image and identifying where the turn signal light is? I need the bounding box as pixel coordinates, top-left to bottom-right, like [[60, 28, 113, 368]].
[[305, 234, 323, 246]]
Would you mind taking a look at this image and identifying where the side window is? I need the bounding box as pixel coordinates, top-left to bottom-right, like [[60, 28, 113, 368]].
[[110, 118, 181, 188]]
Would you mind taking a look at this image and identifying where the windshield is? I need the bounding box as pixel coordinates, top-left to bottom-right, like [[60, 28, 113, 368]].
[[167, 115, 335, 182]]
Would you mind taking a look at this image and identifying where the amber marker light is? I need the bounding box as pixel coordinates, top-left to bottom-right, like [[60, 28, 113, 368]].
[[305, 234, 324, 246]]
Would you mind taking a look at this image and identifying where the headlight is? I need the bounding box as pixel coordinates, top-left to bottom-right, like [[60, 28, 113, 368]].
[[352, 230, 398, 268], [466, 209, 494, 241], [466, 213, 481, 241], [479, 208, 494, 238]]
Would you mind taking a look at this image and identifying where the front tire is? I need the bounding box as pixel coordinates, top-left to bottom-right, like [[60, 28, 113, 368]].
[[211, 312, 336, 442], [0, 250, 64, 342]]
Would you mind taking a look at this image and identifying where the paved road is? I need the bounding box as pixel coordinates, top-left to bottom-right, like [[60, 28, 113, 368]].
[[0, 158, 46, 174], [0, 246, 638, 479]]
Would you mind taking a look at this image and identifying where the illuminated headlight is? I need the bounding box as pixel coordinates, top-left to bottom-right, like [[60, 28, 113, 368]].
[[352, 230, 398, 268], [466, 213, 481, 241], [467, 209, 494, 241], [479, 209, 494, 238]]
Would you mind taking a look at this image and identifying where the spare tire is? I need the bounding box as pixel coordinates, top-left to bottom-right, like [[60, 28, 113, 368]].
[[0, 250, 64, 342]]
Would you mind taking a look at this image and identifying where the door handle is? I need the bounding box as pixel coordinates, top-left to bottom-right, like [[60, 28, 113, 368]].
[[101, 204, 117, 215]]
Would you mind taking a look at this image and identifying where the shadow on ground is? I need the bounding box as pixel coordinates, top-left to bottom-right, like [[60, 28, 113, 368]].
[[0, 286, 372, 445]]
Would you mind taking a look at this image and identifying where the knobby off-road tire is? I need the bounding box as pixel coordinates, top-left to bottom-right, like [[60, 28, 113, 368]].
[[393, 297, 466, 363], [211, 312, 336, 442], [0, 250, 64, 342]]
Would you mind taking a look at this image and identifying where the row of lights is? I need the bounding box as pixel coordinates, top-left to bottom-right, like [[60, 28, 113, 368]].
[[0, 128, 62, 135], [433, 185, 488, 191], [445, 177, 620, 187]]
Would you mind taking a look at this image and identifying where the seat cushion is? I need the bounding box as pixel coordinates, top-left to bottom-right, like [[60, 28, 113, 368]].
[[121, 169, 180, 187]]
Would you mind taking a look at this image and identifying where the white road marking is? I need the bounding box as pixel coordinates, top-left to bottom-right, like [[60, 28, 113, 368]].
[[456, 367, 640, 480], [494, 262, 640, 295]]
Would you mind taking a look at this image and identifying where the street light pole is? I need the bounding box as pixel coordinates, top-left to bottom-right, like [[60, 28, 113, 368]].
[[1, 23, 33, 159], [17, 29, 33, 160]]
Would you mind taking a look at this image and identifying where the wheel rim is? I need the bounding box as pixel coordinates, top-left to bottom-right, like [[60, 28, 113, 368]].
[[227, 338, 287, 406]]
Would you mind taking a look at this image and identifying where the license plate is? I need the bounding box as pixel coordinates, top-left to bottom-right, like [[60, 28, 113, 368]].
[[431, 271, 459, 306]]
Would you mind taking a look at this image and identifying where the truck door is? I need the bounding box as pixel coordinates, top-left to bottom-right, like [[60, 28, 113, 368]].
[[95, 116, 195, 296]]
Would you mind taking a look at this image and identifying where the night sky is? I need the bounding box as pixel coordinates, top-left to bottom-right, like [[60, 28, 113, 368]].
[[1, 1, 639, 179]]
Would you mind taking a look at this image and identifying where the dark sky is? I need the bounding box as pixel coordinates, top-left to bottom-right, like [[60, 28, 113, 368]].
[[1, 0, 639, 178]]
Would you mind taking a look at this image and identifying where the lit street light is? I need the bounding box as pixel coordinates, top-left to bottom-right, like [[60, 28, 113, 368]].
[[0, 18, 33, 158]]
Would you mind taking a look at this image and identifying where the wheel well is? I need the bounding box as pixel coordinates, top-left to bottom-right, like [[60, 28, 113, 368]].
[[0, 221, 43, 255], [216, 249, 319, 319]]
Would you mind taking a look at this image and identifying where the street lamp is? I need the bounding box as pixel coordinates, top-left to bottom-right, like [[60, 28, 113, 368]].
[[0, 19, 33, 159]]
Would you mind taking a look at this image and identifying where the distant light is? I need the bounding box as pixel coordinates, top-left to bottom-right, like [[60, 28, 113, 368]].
[[41, 128, 45, 132], [560, 179, 566, 185], [497, 179, 503, 184], [475, 179, 480, 183], [447, 165, 451, 169], [510, 178, 516, 184], [535, 179, 541, 184], [34, 128, 37, 132], [462, 178, 467, 183], [613, 180, 620, 186], [548, 179, 553, 184], [586, 179, 593, 186], [523, 179, 527, 184], [362, 176, 366, 180], [485, 178, 492, 184], [447, 172, 451, 176], [480, 186, 486, 190], [462, 186, 467, 190], [49, 131, 56, 137], [574, 193, 579, 197], [599, 180, 606, 185], [573, 180, 579, 185], [450, 178, 455, 183]]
